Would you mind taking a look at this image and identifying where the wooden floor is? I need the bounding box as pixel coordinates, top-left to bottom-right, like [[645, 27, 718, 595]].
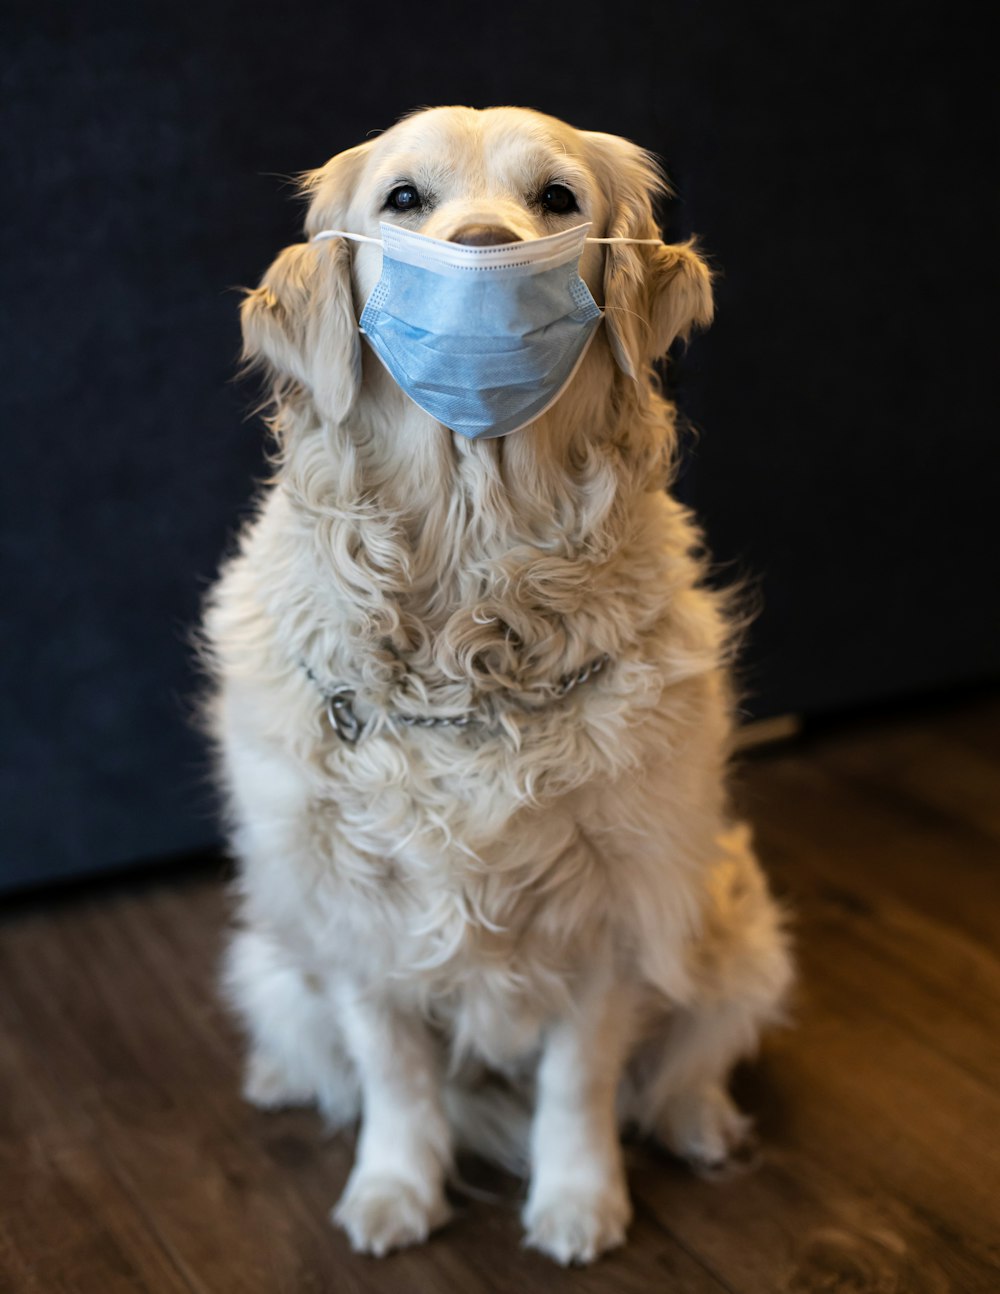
[[2, 690, 1000, 1293]]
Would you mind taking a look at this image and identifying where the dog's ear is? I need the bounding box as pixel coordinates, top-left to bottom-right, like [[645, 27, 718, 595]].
[[646, 239, 714, 359], [240, 144, 371, 423], [241, 239, 360, 423], [583, 132, 713, 379], [300, 142, 371, 238]]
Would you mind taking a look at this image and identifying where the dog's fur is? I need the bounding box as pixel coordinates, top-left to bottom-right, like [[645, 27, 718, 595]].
[[203, 106, 793, 1265]]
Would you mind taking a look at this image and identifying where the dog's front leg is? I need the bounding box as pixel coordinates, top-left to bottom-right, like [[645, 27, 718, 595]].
[[523, 966, 635, 1265], [332, 983, 451, 1255]]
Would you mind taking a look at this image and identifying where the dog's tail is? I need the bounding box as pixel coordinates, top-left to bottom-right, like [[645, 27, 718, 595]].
[[443, 1073, 532, 1178]]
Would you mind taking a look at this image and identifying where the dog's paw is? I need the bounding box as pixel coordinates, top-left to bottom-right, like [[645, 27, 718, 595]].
[[333, 1174, 450, 1256], [242, 1049, 314, 1111], [523, 1180, 632, 1265], [657, 1085, 755, 1175]]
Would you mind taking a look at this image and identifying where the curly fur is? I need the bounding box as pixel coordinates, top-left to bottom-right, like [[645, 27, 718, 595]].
[[201, 106, 792, 1265]]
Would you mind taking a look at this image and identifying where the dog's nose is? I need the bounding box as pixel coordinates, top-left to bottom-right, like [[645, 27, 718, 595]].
[[449, 224, 523, 247]]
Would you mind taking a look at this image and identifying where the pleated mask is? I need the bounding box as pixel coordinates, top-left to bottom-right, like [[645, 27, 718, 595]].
[[311, 221, 659, 440]]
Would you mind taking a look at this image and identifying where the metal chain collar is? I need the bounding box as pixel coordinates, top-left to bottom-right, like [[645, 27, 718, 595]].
[[304, 653, 612, 745]]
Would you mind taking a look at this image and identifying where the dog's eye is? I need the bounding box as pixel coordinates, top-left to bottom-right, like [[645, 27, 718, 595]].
[[539, 184, 578, 215], [385, 185, 422, 212]]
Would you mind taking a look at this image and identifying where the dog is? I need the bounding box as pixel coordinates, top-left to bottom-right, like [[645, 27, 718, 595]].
[[202, 105, 793, 1266]]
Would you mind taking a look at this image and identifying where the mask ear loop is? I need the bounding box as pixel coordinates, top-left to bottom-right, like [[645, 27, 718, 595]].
[[584, 237, 662, 354], [311, 229, 384, 246], [308, 231, 383, 336]]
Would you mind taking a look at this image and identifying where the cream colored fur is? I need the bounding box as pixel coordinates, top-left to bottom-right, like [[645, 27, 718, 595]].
[[203, 106, 793, 1266]]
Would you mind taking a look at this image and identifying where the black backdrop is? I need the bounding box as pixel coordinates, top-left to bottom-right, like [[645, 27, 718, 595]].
[[2, 1, 996, 891]]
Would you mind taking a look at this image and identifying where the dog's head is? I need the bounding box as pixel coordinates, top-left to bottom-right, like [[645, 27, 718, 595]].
[[242, 106, 713, 426]]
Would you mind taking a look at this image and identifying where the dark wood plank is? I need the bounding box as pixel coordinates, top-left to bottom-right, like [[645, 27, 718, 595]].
[[0, 985, 196, 1294], [739, 752, 1000, 952]]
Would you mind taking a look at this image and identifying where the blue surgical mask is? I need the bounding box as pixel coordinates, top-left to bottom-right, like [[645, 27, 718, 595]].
[[311, 221, 659, 440]]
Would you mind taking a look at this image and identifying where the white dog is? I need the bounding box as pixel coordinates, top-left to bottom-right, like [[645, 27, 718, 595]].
[[203, 105, 793, 1266]]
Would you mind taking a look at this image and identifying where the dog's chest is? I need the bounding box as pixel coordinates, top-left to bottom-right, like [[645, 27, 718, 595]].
[[392, 888, 590, 1064], [382, 891, 551, 1055], [329, 799, 610, 1056]]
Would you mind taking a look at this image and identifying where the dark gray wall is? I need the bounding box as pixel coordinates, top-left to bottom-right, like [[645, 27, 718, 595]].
[[2, 0, 996, 891]]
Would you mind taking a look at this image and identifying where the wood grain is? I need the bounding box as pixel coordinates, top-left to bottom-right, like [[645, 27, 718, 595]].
[[2, 689, 998, 1292]]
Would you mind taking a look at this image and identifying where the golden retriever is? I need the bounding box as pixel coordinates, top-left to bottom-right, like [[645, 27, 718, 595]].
[[203, 105, 792, 1265]]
